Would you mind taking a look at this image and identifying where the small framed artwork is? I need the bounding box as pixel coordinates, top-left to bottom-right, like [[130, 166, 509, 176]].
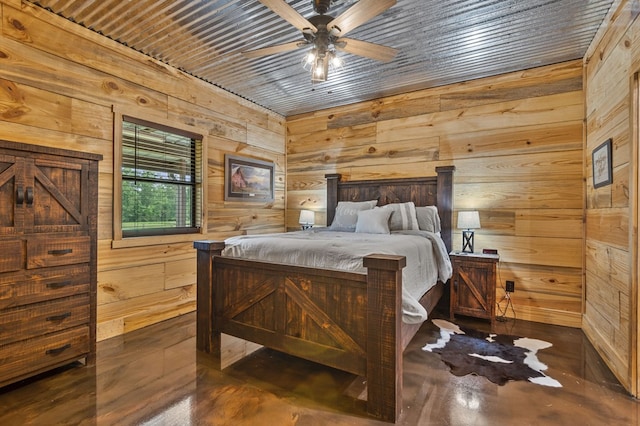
[[224, 154, 274, 201], [592, 138, 613, 189]]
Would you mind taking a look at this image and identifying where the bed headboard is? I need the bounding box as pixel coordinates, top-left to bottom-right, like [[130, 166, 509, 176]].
[[325, 166, 455, 252]]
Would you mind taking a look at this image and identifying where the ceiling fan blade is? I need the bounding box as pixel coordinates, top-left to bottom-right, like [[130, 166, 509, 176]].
[[243, 40, 308, 58], [336, 38, 397, 62], [258, 0, 317, 32], [328, 0, 396, 37]]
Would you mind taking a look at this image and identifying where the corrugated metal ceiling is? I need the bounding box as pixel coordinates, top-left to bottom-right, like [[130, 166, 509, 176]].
[[27, 0, 614, 117]]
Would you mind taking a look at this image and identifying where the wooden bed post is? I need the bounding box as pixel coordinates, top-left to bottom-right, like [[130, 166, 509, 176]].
[[325, 173, 341, 227], [363, 254, 406, 423], [435, 166, 455, 253], [193, 240, 225, 368]]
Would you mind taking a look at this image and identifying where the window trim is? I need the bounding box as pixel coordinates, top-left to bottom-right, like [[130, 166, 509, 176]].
[[112, 107, 208, 248]]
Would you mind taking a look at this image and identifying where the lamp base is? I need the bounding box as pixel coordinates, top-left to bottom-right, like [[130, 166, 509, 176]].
[[462, 230, 475, 253]]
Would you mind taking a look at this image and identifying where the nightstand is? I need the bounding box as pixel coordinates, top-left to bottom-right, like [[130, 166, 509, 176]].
[[449, 251, 499, 324]]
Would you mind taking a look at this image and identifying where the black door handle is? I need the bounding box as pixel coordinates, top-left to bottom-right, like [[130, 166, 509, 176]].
[[16, 186, 24, 205], [25, 187, 34, 205]]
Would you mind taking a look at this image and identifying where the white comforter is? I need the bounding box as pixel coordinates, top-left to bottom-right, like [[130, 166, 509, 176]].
[[222, 229, 453, 324]]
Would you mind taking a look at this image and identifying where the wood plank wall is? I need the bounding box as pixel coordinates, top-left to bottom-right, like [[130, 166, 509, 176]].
[[583, 0, 637, 396], [0, 1, 286, 341], [287, 60, 585, 329]]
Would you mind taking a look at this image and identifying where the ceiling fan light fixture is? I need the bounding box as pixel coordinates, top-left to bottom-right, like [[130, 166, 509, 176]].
[[302, 47, 318, 69], [308, 50, 343, 82], [311, 54, 329, 82]]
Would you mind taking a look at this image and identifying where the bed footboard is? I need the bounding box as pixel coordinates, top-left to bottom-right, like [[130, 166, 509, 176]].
[[194, 240, 405, 422]]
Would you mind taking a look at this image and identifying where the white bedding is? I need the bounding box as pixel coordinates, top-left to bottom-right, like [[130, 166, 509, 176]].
[[222, 229, 453, 324]]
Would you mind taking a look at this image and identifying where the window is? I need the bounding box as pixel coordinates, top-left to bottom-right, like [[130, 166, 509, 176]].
[[120, 116, 202, 237]]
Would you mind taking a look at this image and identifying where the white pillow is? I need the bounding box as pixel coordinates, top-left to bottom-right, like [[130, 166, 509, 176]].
[[382, 202, 419, 231], [355, 207, 392, 234], [329, 200, 378, 231], [416, 206, 441, 233]]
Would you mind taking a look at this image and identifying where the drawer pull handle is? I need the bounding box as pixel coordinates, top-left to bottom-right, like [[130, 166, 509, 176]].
[[48, 248, 73, 255], [25, 187, 34, 205], [46, 343, 71, 355], [46, 312, 72, 322], [16, 186, 24, 205], [47, 280, 73, 289]]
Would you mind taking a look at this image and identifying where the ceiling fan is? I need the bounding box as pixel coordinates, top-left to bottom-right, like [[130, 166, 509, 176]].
[[243, 0, 398, 82]]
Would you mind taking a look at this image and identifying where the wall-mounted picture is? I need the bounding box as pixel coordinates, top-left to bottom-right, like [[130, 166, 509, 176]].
[[224, 154, 274, 201], [592, 138, 613, 189]]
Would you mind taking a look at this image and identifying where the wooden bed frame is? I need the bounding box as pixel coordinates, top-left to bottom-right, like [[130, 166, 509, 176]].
[[194, 166, 454, 422]]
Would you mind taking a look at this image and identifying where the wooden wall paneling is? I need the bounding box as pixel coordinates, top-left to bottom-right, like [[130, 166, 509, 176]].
[[288, 137, 440, 173], [376, 91, 584, 143], [288, 123, 377, 153], [471, 234, 582, 268], [514, 209, 584, 239], [97, 241, 197, 272], [326, 94, 442, 129], [168, 97, 248, 144], [453, 151, 583, 183], [0, 1, 286, 339], [585, 208, 630, 249], [287, 61, 586, 328], [207, 208, 285, 234], [456, 180, 583, 210], [0, 79, 111, 139], [498, 263, 583, 298], [247, 123, 287, 154], [97, 285, 195, 338], [98, 264, 166, 305], [583, 0, 636, 396], [439, 121, 584, 160], [0, 36, 168, 112], [165, 258, 197, 290]]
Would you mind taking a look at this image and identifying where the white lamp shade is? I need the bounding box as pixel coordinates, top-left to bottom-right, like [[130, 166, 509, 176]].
[[457, 211, 480, 229], [299, 210, 315, 225]]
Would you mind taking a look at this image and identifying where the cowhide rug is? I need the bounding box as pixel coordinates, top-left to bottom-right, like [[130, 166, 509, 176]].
[[422, 319, 561, 387]]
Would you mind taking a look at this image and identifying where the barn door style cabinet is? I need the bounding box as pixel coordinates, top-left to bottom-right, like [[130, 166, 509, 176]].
[[0, 140, 101, 388], [449, 252, 499, 324]]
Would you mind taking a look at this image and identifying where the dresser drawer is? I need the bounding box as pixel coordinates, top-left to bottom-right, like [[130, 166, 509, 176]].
[[0, 294, 89, 346], [0, 326, 90, 386], [0, 265, 90, 309], [27, 236, 90, 269]]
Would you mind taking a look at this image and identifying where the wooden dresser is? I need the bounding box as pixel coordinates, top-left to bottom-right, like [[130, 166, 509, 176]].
[[0, 140, 101, 388]]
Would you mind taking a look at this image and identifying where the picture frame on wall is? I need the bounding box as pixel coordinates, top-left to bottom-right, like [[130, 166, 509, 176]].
[[592, 138, 613, 189], [224, 154, 275, 201]]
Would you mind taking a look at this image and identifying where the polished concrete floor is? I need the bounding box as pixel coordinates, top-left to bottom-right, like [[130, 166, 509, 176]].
[[0, 309, 637, 425]]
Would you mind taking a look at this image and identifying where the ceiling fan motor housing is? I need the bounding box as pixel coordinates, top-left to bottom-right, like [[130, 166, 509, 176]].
[[312, 0, 333, 14]]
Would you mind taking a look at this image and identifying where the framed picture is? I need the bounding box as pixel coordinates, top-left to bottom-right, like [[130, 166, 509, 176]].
[[592, 138, 613, 189], [224, 154, 274, 201]]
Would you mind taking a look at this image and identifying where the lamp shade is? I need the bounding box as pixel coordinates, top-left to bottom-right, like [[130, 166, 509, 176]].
[[299, 210, 315, 225], [457, 211, 480, 229]]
